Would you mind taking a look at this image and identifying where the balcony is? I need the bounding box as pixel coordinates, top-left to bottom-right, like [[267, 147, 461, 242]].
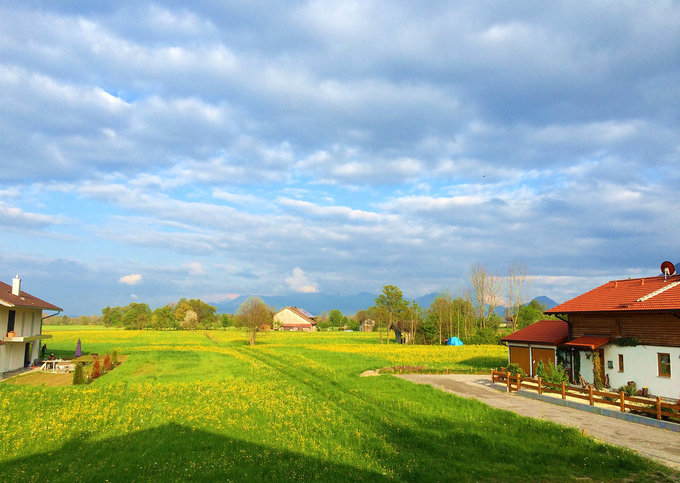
[[3, 332, 53, 343]]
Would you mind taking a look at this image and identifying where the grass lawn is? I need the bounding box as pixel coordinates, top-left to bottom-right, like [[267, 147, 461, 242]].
[[0, 326, 676, 481]]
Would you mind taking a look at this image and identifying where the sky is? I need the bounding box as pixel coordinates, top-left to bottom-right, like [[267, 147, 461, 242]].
[[2, 1, 680, 315]]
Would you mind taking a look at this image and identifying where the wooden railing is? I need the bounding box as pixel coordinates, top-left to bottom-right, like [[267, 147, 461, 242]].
[[491, 369, 680, 422]]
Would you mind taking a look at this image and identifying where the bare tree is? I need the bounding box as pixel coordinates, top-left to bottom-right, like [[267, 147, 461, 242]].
[[234, 296, 271, 346], [505, 262, 532, 329], [468, 263, 502, 328]]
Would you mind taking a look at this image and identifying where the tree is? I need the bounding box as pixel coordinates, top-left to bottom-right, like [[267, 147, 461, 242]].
[[468, 264, 502, 329], [220, 313, 233, 328], [153, 305, 176, 330], [517, 299, 547, 329], [234, 296, 271, 346], [328, 309, 344, 329], [72, 362, 85, 385], [177, 298, 218, 329], [175, 302, 198, 330], [101, 306, 125, 327], [429, 291, 453, 345], [122, 303, 152, 330], [504, 262, 532, 329], [374, 285, 408, 344]]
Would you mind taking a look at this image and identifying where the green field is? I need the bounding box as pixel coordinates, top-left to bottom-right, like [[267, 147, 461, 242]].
[[0, 327, 675, 481]]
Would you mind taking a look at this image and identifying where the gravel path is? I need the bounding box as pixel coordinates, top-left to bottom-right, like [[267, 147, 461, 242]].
[[397, 373, 680, 471]]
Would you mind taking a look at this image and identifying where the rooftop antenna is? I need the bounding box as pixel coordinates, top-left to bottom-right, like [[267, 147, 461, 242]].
[[661, 261, 676, 281]]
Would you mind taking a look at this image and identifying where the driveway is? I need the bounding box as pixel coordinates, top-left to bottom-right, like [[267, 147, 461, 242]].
[[397, 373, 680, 471]]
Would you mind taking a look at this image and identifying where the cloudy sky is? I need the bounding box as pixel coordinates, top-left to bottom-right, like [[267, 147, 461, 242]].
[[2, 1, 679, 315]]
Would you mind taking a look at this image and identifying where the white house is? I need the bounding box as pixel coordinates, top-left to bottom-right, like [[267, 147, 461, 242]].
[[1, 276, 61, 374], [545, 266, 680, 400], [273, 307, 317, 331]]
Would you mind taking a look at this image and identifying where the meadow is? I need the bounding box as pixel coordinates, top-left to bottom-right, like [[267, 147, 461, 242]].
[[0, 327, 676, 481]]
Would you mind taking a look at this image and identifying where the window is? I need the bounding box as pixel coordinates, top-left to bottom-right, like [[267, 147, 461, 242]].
[[658, 353, 671, 377], [7, 310, 15, 332], [618, 354, 624, 372]]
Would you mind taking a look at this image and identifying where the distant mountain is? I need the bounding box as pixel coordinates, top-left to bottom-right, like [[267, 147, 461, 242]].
[[533, 295, 558, 310], [213, 292, 377, 316]]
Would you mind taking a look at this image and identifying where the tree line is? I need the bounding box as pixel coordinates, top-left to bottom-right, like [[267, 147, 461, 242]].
[[100, 298, 232, 330], [363, 263, 555, 345]]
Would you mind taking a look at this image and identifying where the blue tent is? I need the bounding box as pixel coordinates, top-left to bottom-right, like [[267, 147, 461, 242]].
[[446, 337, 464, 346]]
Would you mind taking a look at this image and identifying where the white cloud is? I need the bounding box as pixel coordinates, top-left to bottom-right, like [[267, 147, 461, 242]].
[[285, 267, 318, 293], [119, 274, 142, 285]]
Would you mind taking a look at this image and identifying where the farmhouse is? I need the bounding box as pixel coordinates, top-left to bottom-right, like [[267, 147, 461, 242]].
[[273, 306, 317, 331], [543, 267, 680, 400], [501, 319, 569, 377], [1, 276, 61, 375]]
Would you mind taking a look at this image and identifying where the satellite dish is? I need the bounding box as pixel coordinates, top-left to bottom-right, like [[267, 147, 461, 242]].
[[661, 260, 676, 279]]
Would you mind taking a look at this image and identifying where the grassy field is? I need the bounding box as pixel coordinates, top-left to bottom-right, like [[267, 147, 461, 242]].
[[0, 327, 676, 481]]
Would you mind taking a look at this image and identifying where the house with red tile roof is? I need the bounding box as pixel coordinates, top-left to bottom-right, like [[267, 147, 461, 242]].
[[1, 276, 61, 375], [273, 306, 317, 332], [501, 320, 569, 377], [543, 265, 680, 400]]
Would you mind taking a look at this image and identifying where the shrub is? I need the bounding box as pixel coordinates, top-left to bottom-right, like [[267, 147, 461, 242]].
[[103, 354, 112, 372], [505, 363, 525, 376], [72, 362, 85, 385], [536, 360, 569, 385], [467, 327, 500, 345], [592, 351, 604, 390], [111, 350, 119, 366], [91, 359, 102, 380], [619, 383, 637, 397]]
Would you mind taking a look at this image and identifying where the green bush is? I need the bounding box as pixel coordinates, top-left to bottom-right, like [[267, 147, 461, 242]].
[[111, 350, 119, 366], [536, 360, 569, 385], [618, 383, 637, 396], [505, 363, 525, 376], [72, 362, 85, 385]]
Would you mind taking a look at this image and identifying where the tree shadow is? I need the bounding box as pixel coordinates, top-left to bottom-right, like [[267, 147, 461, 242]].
[[0, 423, 388, 482]]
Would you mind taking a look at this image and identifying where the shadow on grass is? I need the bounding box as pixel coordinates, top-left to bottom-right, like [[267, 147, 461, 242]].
[[459, 355, 506, 370], [0, 423, 388, 482]]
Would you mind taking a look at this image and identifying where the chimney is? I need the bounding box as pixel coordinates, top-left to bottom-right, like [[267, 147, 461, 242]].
[[11, 274, 21, 296]]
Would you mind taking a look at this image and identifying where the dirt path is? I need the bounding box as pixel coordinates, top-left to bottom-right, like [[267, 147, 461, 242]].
[[397, 373, 680, 471]]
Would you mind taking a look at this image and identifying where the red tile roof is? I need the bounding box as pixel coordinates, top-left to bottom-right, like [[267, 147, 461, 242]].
[[546, 275, 680, 313], [0, 281, 62, 311], [501, 319, 569, 346], [563, 336, 611, 350]]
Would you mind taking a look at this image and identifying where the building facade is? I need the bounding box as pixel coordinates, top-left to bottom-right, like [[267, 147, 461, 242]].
[[1, 276, 61, 374]]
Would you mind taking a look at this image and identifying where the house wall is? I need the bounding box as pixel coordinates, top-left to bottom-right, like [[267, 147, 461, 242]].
[[0, 306, 45, 372], [273, 309, 313, 329], [570, 312, 680, 347], [578, 345, 680, 400]]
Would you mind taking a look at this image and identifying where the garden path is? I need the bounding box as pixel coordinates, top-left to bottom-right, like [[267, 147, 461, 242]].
[[397, 373, 680, 471]]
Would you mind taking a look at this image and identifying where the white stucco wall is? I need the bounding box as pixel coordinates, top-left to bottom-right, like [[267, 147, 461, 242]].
[[578, 345, 680, 400], [273, 308, 313, 327], [0, 307, 45, 372]]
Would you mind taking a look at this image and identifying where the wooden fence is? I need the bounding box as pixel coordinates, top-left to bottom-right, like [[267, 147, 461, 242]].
[[491, 369, 680, 422]]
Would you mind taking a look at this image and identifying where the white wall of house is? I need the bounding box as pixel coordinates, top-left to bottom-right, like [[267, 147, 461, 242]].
[[273, 308, 313, 328], [0, 307, 45, 372], [578, 345, 680, 400]]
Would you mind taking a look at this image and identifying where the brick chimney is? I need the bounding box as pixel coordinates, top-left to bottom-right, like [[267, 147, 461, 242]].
[[11, 275, 20, 296]]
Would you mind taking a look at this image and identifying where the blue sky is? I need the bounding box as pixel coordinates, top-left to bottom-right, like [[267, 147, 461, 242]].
[[2, 1, 680, 315]]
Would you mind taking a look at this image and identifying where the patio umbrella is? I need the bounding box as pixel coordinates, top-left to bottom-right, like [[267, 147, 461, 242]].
[[75, 338, 82, 357]]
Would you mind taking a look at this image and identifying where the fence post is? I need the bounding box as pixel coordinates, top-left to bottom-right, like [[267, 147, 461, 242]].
[[491, 370, 495, 384], [561, 381, 566, 400], [507, 371, 511, 393], [656, 397, 662, 420], [620, 391, 625, 412], [516, 373, 521, 391], [538, 377, 542, 395], [589, 386, 594, 406]]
